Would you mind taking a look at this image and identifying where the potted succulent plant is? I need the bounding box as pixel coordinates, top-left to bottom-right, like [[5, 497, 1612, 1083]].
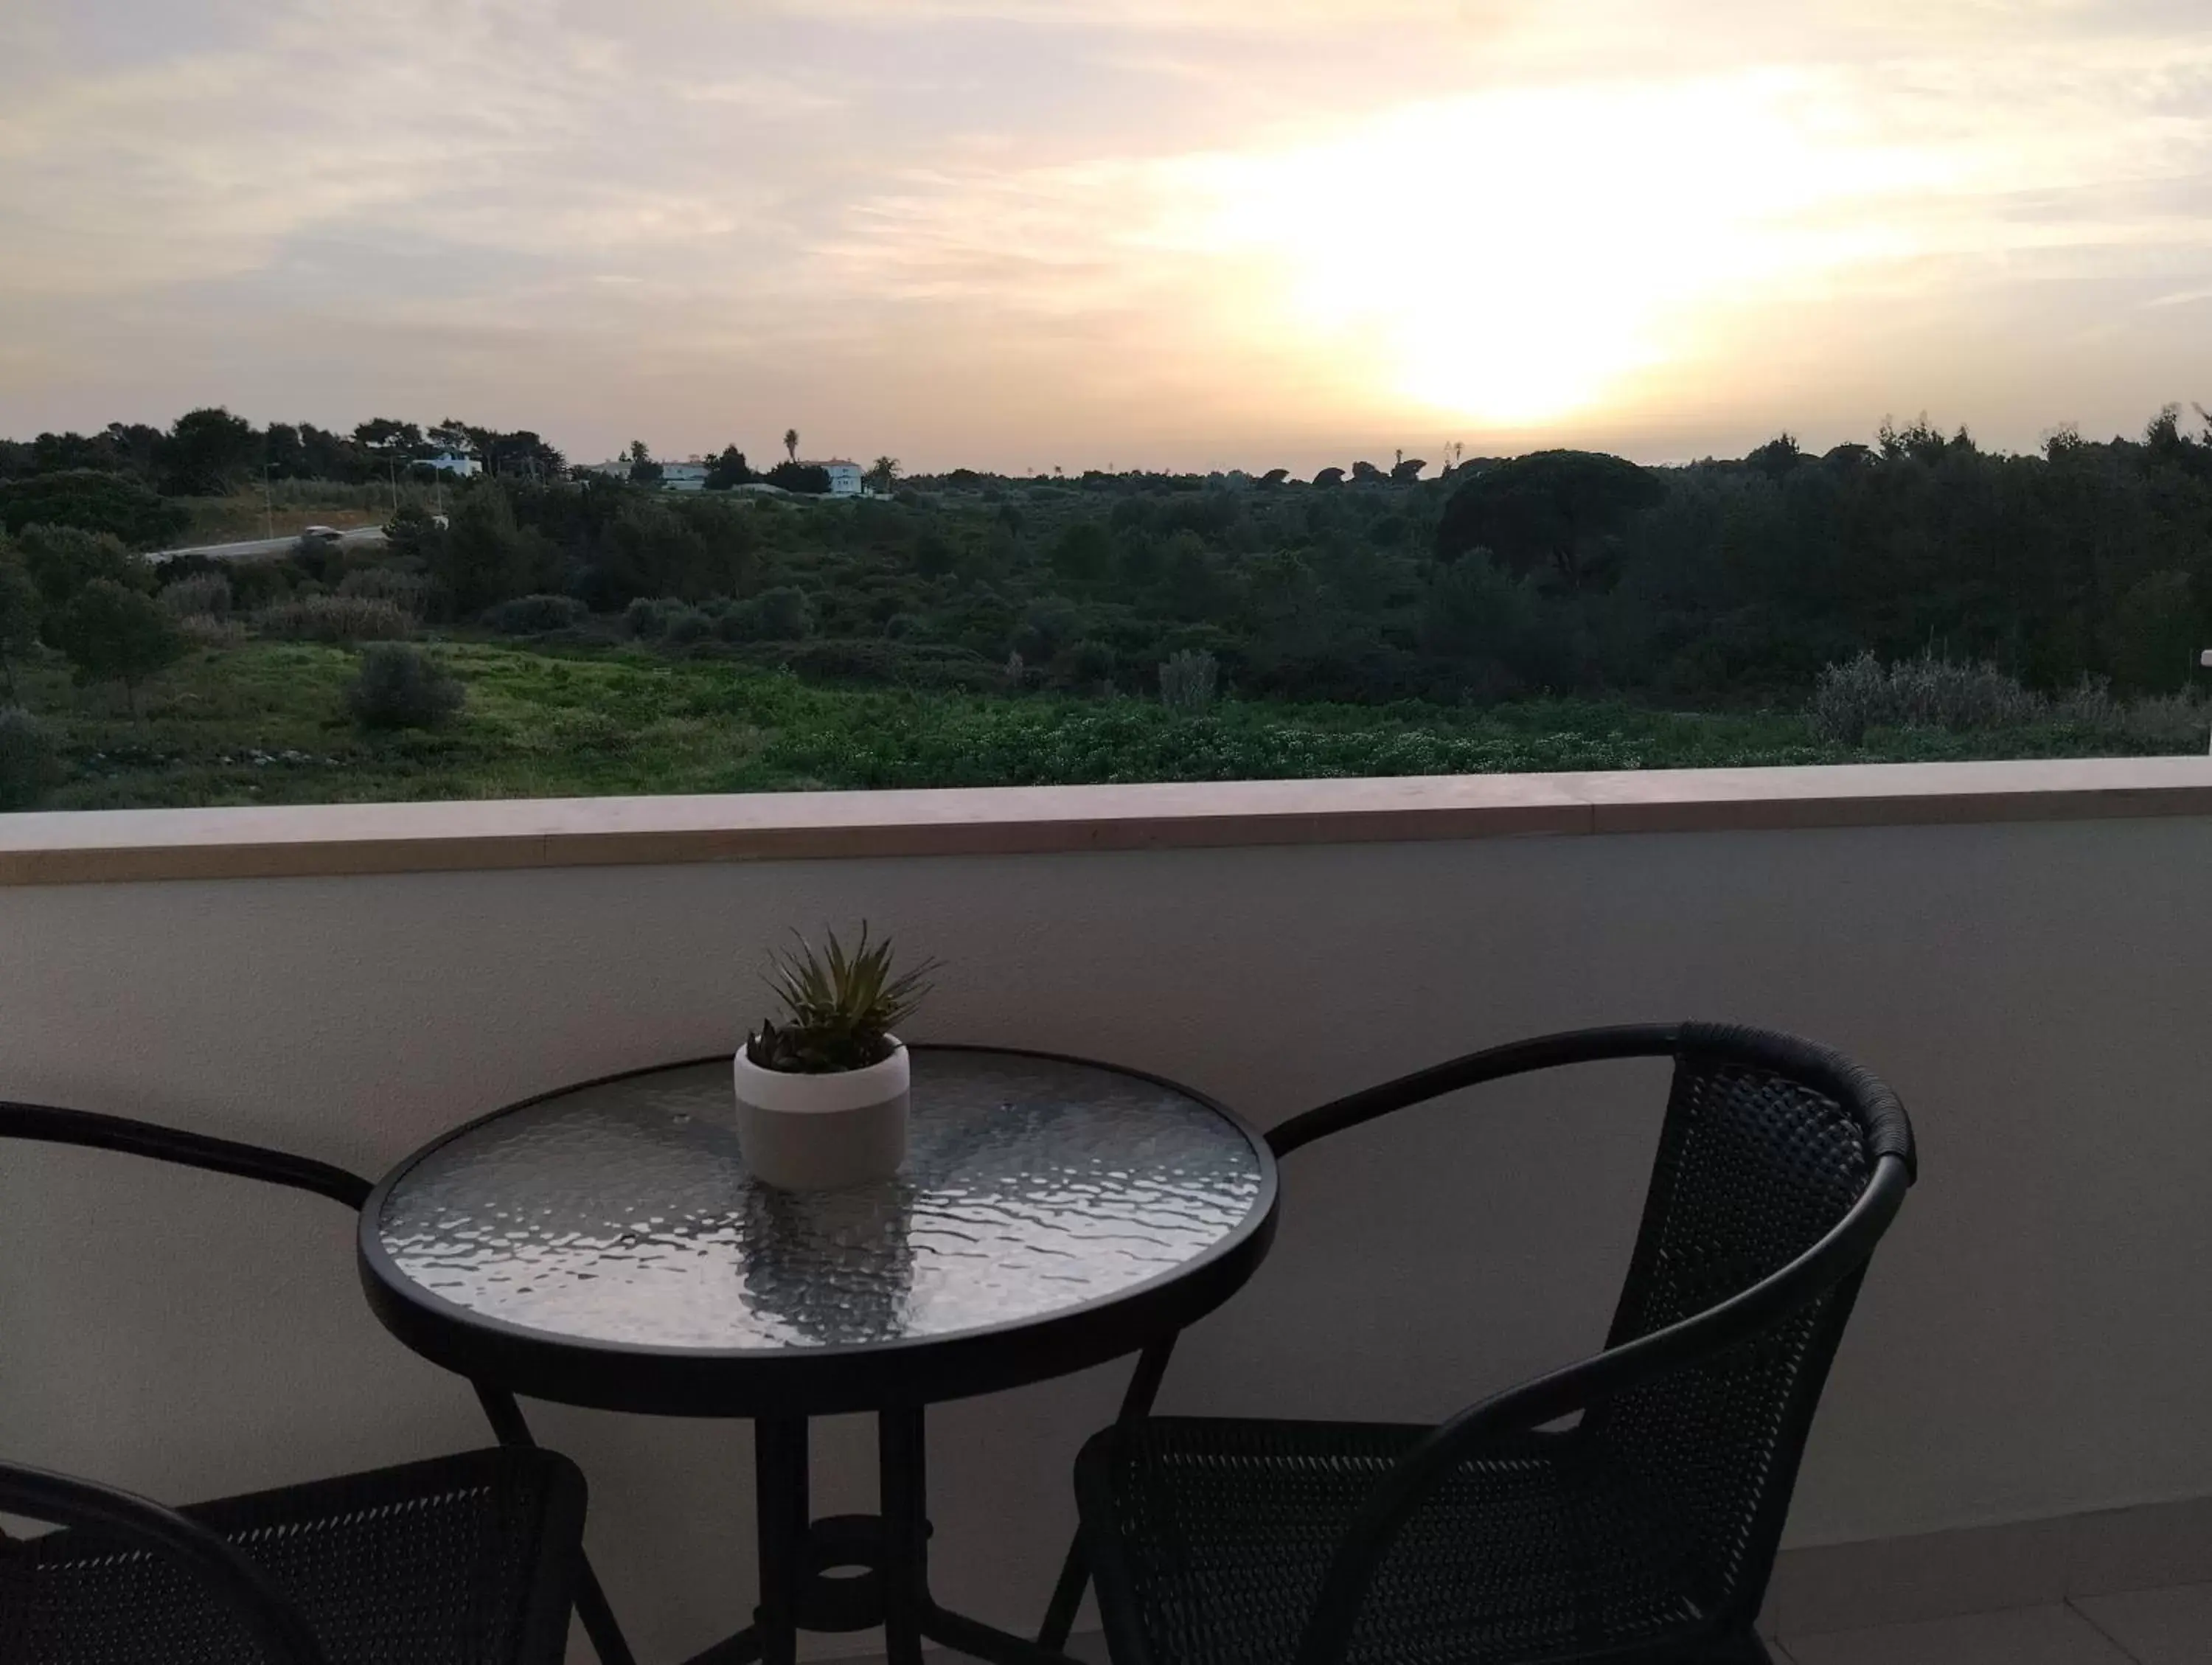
[[733, 925, 938, 1191]]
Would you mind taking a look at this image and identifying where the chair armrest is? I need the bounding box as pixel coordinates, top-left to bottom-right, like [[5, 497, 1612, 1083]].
[[0, 1101, 370, 1210], [1267, 1025, 1683, 1158], [1118, 1029, 1683, 1453], [1288, 1153, 1912, 1665], [0, 1458, 331, 1665]]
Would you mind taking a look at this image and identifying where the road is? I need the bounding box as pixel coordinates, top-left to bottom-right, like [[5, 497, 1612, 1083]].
[[147, 526, 387, 563]]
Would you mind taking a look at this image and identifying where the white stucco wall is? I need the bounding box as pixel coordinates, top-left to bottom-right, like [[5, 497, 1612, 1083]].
[[4, 811, 2211, 1659]]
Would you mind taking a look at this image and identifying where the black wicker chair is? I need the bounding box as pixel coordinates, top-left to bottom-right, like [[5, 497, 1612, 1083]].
[[0, 1100, 636, 1665], [1055, 1023, 1916, 1665]]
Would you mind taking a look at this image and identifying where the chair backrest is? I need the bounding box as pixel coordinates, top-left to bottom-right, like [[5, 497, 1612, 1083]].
[[1585, 1023, 1915, 1629]]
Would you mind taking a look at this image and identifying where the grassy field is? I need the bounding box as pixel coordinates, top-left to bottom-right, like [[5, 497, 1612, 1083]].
[[10, 636, 2205, 813]]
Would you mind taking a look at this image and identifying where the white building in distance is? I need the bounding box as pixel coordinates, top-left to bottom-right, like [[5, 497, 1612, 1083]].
[[821, 459, 864, 498], [425, 450, 479, 478], [661, 460, 709, 492]]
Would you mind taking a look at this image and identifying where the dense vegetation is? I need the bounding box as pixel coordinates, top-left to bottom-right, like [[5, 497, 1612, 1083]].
[[1, 403, 2208, 810], [4, 639, 2202, 814]]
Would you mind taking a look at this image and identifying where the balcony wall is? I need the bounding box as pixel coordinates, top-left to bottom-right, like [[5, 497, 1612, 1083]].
[[5, 759, 2212, 1661]]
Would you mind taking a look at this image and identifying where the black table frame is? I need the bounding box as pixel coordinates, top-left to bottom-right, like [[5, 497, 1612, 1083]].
[[358, 1047, 1279, 1665]]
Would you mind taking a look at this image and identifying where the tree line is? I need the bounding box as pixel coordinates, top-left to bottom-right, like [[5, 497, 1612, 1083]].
[[0, 409, 568, 498], [4, 403, 2211, 706]]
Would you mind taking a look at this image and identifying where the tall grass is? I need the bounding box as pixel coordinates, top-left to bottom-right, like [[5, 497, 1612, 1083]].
[[1158, 649, 1219, 712], [254, 596, 414, 643], [1812, 650, 2210, 748], [336, 566, 430, 617]]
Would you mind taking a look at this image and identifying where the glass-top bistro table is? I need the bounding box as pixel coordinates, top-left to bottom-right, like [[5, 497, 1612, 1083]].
[[358, 1046, 1279, 1665]]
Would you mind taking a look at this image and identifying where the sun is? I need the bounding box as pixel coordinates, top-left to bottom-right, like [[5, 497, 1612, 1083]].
[[1169, 73, 1927, 430]]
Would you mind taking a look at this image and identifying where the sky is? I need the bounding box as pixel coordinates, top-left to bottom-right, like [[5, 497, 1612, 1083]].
[[1, 1, 2209, 473]]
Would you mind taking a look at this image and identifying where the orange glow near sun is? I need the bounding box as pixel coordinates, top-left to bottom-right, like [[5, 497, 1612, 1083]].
[[1164, 74, 1941, 428]]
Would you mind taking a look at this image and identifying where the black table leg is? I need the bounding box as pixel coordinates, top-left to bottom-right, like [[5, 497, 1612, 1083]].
[[879, 1408, 928, 1665], [880, 1406, 1083, 1665], [754, 1419, 809, 1665], [923, 1602, 1086, 1665], [675, 1408, 1081, 1665]]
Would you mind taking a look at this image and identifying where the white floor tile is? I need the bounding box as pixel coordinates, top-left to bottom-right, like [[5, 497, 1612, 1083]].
[[2076, 1581, 2212, 1663], [1784, 1603, 2135, 1665]]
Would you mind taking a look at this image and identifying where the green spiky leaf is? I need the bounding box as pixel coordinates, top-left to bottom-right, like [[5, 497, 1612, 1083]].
[[746, 923, 939, 1074]]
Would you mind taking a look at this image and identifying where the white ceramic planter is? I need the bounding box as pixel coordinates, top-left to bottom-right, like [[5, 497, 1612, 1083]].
[[731, 1037, 910, 1191]]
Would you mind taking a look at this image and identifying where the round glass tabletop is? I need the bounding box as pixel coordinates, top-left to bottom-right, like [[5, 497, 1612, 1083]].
[[360, 1048, 1277, 1415]]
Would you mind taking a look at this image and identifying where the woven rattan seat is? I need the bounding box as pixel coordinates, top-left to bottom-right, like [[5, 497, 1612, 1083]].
[[1, 1448, 581, 1665], [1069, 1024, 1916, 1665], [1088, 1419, 1703, 1665], [0, 1099, 617, 1665]]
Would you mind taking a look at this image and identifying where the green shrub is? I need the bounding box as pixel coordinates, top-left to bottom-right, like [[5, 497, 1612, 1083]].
[[0, 706, 58, 809], [0, 471, 188, 548], [257, 595, 412, 642], [152, 552, 225, 580], [290, 532, 340, 570], [223, 557, 298, 612], [717, 585, 813, 642], [52, 579, 184, 716], [663, 606, 712, 645], [484, 593, 587, 633], [380, 501, 446, 566], [625, 595, 686, 638], [431, 488, 546, 617], [159, 571, 232, 619], [0, 555, 37, 700], [15, 524, 142, 608], [765, 461, 831, 494], [768, 639, 997, 689], [2109, 569, 2200, 692], [625, 596, 712, 643], [1054, 638, 1117, 689], [346, 643, 464, 730]]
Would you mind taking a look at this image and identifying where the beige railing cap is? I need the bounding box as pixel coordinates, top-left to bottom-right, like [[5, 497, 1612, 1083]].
[[3, 757, 2211, 886]]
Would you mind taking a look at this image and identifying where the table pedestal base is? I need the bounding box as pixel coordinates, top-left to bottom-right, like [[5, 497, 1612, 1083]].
[[678, 1408, 1077, 1665]]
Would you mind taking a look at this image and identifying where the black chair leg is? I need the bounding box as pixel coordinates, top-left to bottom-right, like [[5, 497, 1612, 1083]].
[[1037, 1536, 1088, 1651], [1040, 1336, 1176, 1649], [474, 1384, 639, 1665], [570, 1557, 641, 1665]]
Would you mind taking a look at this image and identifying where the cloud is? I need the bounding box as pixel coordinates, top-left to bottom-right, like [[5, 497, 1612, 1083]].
[[1, 0, 2208, 464], [0, 0, 861, 296], [770, 0, 1461, 29], [818, 34, 2212, 431]]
